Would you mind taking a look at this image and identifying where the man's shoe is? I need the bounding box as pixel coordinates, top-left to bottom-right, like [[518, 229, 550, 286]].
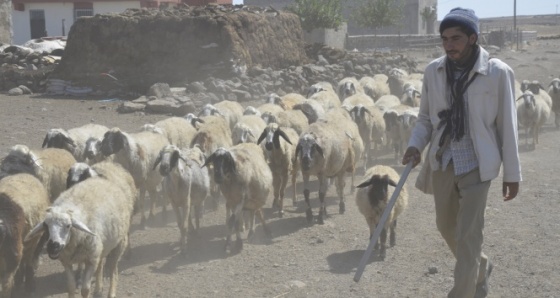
[[474, 261, 494, 298]]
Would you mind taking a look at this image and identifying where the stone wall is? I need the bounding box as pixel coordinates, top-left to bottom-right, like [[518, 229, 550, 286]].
[[51, 5, 308, 93], [303, 23, 347, 50], [346, 34, 440, 51]]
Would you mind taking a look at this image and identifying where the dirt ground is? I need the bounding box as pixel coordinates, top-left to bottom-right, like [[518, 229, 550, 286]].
[[1, 38, 560, 298]]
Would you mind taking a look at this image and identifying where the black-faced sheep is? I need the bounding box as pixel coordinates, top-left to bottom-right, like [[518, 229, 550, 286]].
[[41, 123, 109, 162], [257, 123, 299, 217], [355, 165, 408, 260], [203, 143, 273, 254], [0, 174, 49, 297], [337, 77, 365, 100], [0, 145, 76, 202], [100, 128, 170, 227], [516, 90, 551, 147], [198, 101, 244, 131]]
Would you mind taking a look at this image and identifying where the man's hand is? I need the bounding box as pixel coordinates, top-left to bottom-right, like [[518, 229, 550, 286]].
[[402, 147, 422, 168], [503, 182, 519, 201]]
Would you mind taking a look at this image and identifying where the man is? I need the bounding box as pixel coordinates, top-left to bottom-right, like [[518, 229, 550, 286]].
[[401, 7, 522, 298]]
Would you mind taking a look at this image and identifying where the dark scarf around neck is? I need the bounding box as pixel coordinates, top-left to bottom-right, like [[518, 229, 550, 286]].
[[438, 45, 480, 146]]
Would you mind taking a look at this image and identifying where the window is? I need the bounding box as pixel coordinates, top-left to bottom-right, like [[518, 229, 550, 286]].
[[74, 8, 93, 21]]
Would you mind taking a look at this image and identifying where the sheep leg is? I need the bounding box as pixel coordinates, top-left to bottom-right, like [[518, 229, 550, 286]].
[[556, 111, 560, 128], [80, 260, 97, 298], [317, 175, 328, 225], [224, 206, 233, 254], [272, 174, 281, 209], [246, 209, 256, 242], [93, 258, 104, 297], [63, 263, 77, 298], [291, 163, 299, 206], [335, 174, 346, 214], [23, 258, 37, 293], [1, 271, 16, 298], [147, 188, 160, 222], [139, 187, 147, 229], [278, 172, 289, 218], [170, 199, 186, 253], [181, 189, 192, 255], [257, 208, 272, 238], [379, 227, 388, 260], [105, 239, 127, 298], [303, 174, 313, 223], [390, 219, 397, 247]]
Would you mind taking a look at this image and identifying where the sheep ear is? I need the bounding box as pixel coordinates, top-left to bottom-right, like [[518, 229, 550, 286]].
[[413, 90, 421, 97], [41, 134, 50, 148], [201, 152, 215, 168], [71, 218, 95, 236], [516, 95, 524, 101], [278, 129, 292, 145], [356, 179, 372, 188], [314, 143, 324, 158], [257, 129, 267, 145], [25, 221, 46, 242], [361, 106, 372, 116], [295, 143, 301, 161], [153, 151, 163, 171], [383, 175, 398, 187]]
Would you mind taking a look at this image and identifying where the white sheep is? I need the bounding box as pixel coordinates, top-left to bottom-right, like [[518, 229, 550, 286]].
[[141, 117, 198, 149], [347, 104, 385, 170], [26, 176, 133, 298], [547, 78, 560, 128], [374, 94, 401, 113], [359, 75, 391, 102], [100, 128, 170, 227], [198, 101, 244, 130], [337, 77, 364, 100], [257, 123, 299, 217], [516, 90, 551, 147], [261, 109, 309, 135], [387, 68, 423, 97], [41, 123, 109, 162], [231, 115, 267, 145], [307, 81, 337, 98], [294, 119, 357, 224], [355, 165, 408, 260], [308, 85, 341, 111], [0, 173, 49, 297], [83, 137, 110, 164], [400, 85, 422, 107], [341, 92, 375, 108], [243, 106, 261, 117], [383, 105, 416, 161], [0, 145, 76, 201], [203, 143, 273, 254], [264, 93, 305, 110], [153, 145, 210, 255], [257, 103, 285, 118]]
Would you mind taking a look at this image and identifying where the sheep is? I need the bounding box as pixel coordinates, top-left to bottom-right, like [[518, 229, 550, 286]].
[[265, 93, 306, 110], [141, 117, 198, 149], [257, 123, 299, 217], [190, 115, 233, 208], [25, 176, 133, 298], [257, 103, 284, 118], [374, 94, 401, 113], [184, 113, 205, 129], [307, 81, 337, 98], [307, 82, 341, 112], [41, 123, 109, 162], [292, 99, 326, 124], [100, 128, 170, 227], [355, 165, 408, 260], [520, 80, 552, 108], [387, 68, 423, 97], [202, 143, 273, 254], [261, 109, 309, 135], [359, 75, 391, 101], [0, 173, 49, 297], [397, 108, 419, 158], [516, 90, 551, 147], [243, 106, 261, 117], [198, 101, 244, 130], [383, 105, 416, 161], [294, 119, 357, 224], [153, 145, 209, 255], [547, 78, 560, 128], [341, 92, 375, 108], [337, 77, 364, 100], [83, 137, 111, 164], [400, 85, 422, 107], [0, 145, 76, 201], [347, 104, 385, 170], [231, 115, 267, 145]]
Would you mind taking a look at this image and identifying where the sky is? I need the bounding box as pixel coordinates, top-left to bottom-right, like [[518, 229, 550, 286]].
[[437, 0, 558, 19], [232, 1, 558, 19]]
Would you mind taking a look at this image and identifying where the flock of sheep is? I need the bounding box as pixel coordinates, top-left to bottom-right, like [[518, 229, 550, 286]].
[[1, 67, 557, 298]]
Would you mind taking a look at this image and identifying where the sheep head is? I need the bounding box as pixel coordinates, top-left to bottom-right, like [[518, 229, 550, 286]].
[[198, 104, 222, 117], [100, 128, 127, 157], [66, 162, 98, 189], [261, 111, 277, 124], [84, 137, 102, 161], [26, 207, 95, 260], [202, 147, 236, 184], [42, 129, 76, 150], [154, 145, 188, 176], [398, 112, 418, 130], [549, 78, 560, 94], [517, 91, 536, 111], [243, 106, 261, 116], [257, 123, 292, 151], [295, 133, 323, 171], [0, 144, 42, 175], [141, 124, 166, 136], [356, 174, 398, 207], [265, 93, 282, 105], [402, 86, 421, 107], [383, 110, 399, 131], [338, 81, 357, 99], [184, 113, 204, 129], [350, 105, 372, 124]]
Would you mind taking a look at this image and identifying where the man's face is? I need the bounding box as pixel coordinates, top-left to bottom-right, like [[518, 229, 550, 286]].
[[441, 26, 477, 63]]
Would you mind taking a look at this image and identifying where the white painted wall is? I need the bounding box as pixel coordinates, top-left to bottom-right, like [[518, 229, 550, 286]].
[[12, 1, 140, 45]]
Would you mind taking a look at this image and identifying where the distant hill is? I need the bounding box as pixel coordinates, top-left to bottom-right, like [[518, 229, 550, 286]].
[[479, 14, 560, 36]]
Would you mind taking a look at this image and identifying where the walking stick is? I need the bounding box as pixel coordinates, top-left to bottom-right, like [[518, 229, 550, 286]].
[[353, 161, 413, 282]]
